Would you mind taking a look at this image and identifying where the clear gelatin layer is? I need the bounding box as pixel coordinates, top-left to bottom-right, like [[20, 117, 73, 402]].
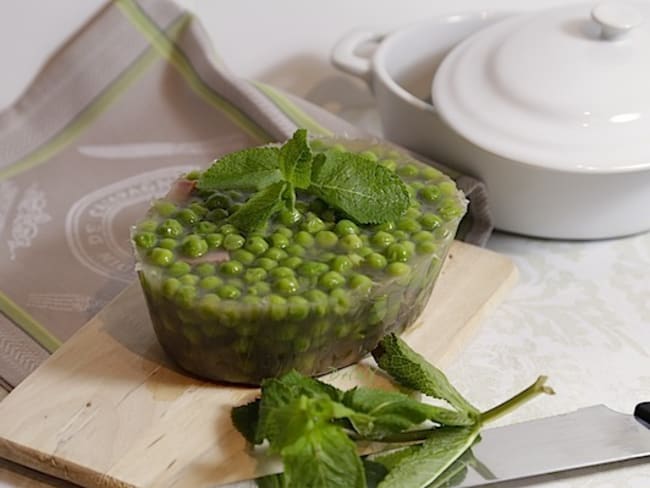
[[132, 137, 467, 384]]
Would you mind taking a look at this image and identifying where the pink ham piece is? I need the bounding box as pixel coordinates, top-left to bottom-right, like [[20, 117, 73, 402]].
[[166, 178, 196, 203]]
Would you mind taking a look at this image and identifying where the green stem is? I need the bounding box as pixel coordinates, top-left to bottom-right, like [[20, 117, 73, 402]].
[[480, 375, 555, 424], [349, 428, 435, 444]]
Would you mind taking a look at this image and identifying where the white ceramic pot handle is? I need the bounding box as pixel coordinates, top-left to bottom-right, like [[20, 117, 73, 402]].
[[592, 2, 643, 40], [331, 30, 385, 84]]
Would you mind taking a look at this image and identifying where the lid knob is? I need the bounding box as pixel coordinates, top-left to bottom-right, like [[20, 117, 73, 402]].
[[592, 2, 643, 40]]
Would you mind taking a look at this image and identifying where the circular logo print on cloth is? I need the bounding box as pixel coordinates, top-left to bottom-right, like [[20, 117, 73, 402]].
[[65, 166, 196, 283]]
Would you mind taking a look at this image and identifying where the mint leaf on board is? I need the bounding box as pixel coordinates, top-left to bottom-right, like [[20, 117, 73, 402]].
[[282, 423, 366, 488], [230, 398, 260, 444], [196, 146, 282, 191], [376, 426, 481, 488], [342, 388, 474, 439], [227, 181, 287, 232], [279, 128, 312, 189], [372, 334, 480, 417], [309, 151, 411, 224]]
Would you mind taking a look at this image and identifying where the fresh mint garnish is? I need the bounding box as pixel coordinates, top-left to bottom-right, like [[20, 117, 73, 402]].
[[310, 150, 410, 224], [196, 129, 411, 232], [196, 146, 282, 191], [237, 334, 554, 488]]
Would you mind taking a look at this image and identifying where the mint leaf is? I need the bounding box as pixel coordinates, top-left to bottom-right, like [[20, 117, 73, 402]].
[[372, 334, 479, 417], [231, 399, 260, 444], [280, 128, 312, 189], [309, 151, 410, 224], [255, 474, 284, 488], [196, 147, 282, 191], [282, 423, 366, 488], [343, 388, 473, 439], [376, 426, 480, 488], [227, 181, 287, 232]]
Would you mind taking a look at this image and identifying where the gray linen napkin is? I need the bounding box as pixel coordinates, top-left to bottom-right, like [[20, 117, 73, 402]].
[[0, 0, 492, 392]]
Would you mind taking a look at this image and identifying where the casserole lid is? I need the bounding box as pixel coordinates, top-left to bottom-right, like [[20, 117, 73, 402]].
[[432, 2, 650, 173]]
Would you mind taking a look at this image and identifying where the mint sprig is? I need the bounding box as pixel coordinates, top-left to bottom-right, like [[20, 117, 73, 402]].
[[196, 129, 411, 232], [232, 334, 554, 488]]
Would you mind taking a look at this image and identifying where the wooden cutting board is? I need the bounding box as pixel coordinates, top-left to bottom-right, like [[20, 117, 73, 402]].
[[0, 241, 516, 488]]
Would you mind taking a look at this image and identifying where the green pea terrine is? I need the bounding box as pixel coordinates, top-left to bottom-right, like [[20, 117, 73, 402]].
[[132, 133, 467, 384]]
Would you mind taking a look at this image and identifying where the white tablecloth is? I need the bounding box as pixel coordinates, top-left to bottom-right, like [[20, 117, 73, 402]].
[[1, 1, 648, 486]]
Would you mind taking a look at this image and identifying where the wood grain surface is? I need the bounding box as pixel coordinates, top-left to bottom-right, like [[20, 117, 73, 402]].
[[0, 241, 517, 488]]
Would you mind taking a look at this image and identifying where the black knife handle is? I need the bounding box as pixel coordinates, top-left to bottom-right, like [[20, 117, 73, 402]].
[[634, 402, 650, 427]]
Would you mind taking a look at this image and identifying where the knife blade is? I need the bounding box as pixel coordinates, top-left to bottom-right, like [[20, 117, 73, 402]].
[[440, 402, 650, 487]]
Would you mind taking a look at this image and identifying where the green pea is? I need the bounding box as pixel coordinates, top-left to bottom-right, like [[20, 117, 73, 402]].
[[398, 218, 421, 234], [348, 273, 373, 295], [279, 208, 301, 225], [420, 213, 442, 231], [402, 241, 416, 255], [374, 221, 395, 232], [241, 295, 264, 321], [199, 275, 222, 291], [255, 257, 278, 271], [286, 244, 305, 257], [248, 281, 271, 296], [348, 253, 366, 266], [244, 267, 267, 283], [439, 181, 457, 196], [305, 289, 328, 317], [276, 226, 293, 238], [219, 224, 239, 235], [380, 159, 397, 171], [393, 230, 409, 241], [329, 288, 351, 315], [331, 255, 352, 274], [179, 274, 200, 286], [275, 277, 299, 295], [194, 262, 216, 277], [405, 206, 422, 218], [181, 234, 208, 258], [269, 294, 288, 321], [232, 249, 255, 265], [371, 231, 394, 249], [320, 252, 337, 263], [205, 232, 224, 249], [265, 247, 288, 261], [198, 293, 221, 319], [154, 200, 177, 217], [315, 230, 338, 248], [157, 219, 183, 238], [206, 193, 231, 210], [175, 285, 197, 308], [220, 260, 243, 276], [295, 231, 314, 248], [439, 200, 464, 221], [245, 236, 269, 255], [303, 215, 326, 233], [339, 234, 363, 252], [168, 261, 191, 277], [413, 230, 435, 243], [397, 164, 420, 177], [270, 232, 290, 249], [230, 203, 243, 213], [335, 219, 359, 236], [420, 186, 441, 202], [226, 190, 243, 201], [297, 261, 329, 278], [387, 262, 411, 277], [134, 231, 157, 249], [287, 296, 310, 320], [319, 271, 345, 290], [417, 240, 437, 254], [149, 247, 174, 266], [218, 284, 241, 299], [176, 208, 199, 226], [138, 219, 159, 232], [196, 221, 218, 234], [281, 256, 303, 269], [358, 149, 378, 162], [223, 233, 245, 250], [385, 243, 411, 263], [422, 166, 442, 179], [269, 266, 295, 280], [158, 238, 178, 250], [162, 277, 181, 298], [365, 252, 387, 269], [184, 169, 201, 180], [207, 208, 229, 222], [189, 202, 208, 218]]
